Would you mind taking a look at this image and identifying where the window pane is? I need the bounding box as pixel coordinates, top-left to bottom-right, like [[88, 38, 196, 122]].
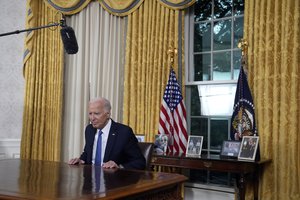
[[233, 17, 244, 47], [197, 84, 236, 116], [213, 19, 232, 50], [210, 119, 228, 150], [214, 0, 232, 19], [190, 170, 208, 183], [233, 0, 244, 16], [209, 171, 232, 185], [194, 53, 211, 81], [233, 50, 242, 79], [190, 86, 201, 116], [213, 51, 231, 80], [191, 118, 208, 149], [194, 22, 211, 52], [194, 0, 212, 22]]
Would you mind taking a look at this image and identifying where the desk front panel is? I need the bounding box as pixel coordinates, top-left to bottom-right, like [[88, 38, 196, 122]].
[[152, 153, 270, 174]]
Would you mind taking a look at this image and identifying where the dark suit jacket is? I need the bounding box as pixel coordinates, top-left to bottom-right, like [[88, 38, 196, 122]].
[[80, 120, 146, 170]]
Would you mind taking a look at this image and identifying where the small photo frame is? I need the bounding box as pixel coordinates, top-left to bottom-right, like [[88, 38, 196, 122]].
[[154, 134, 169, 154], [136, 135, 145, 142], [238, 136, 259, 161], [186, 136, 203, 157], [220, 140, 241, 158]]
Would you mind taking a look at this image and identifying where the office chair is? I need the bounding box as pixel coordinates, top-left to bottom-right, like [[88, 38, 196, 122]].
[[138, 142, 154, 170]]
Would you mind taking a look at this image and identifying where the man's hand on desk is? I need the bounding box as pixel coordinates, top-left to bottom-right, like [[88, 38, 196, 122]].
[[68, 158, 85, 165], [102, 160, 121, 169]]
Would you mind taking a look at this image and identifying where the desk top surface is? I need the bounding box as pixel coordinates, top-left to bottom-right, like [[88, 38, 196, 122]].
[[0, 159, 187, 200]]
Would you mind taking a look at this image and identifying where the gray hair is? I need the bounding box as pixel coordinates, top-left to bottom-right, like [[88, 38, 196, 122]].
[[90, 97, 111, 112]]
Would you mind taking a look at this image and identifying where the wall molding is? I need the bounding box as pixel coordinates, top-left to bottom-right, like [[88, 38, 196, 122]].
[[0, 139, 21, 159]]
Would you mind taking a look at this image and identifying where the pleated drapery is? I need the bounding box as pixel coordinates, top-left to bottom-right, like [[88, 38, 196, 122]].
[[122, 0, 185, 142], [21, 0, 64, 161], [61, 1, 126, 162], [244, 0, 300, 199]]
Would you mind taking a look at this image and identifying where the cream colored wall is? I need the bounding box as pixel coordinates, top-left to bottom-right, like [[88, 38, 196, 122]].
[[0, 1, 26, 158]]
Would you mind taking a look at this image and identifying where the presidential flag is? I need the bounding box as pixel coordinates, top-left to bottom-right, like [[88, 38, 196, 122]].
[[230, 66, 258, 141], [158, 68, 188, 153]]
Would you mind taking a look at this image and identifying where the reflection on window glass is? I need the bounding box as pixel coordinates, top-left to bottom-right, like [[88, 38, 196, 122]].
[[213, 51, 231, 80], [213, 19, 232, 50], [233, 17, 244, 47], [194, 22, 211, 52], [194, 54, 211, 81], [214, 0, 232, 19], [190, 86, 200, 116], [197, 84, 236, 115], [209, 171, 234, 186], [233, 0, 244, 16], [210, 119, 228, 150], [191, 118, 208, 149], [233, 50, 242, 79], [190, 169, 208, 183], [194, 0, 212, 21]]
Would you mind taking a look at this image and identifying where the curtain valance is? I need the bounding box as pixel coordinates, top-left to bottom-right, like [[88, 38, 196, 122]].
[[99, 0, 144, 16], [44, 0, 92, 15], [157, 0, 195, 10], [44, 0, 195, 16]]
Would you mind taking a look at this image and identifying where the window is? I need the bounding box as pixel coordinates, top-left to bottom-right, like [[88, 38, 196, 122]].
[[185, 0, 244, 187]]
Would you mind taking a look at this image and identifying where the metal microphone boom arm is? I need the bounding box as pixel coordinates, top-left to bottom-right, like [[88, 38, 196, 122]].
[[0, 20, 64, 37]]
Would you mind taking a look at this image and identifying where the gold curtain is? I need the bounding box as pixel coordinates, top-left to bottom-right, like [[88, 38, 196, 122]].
[[21, 0, 64, 161], [122, 0, 185, 142], [244, 0, 300, 199]]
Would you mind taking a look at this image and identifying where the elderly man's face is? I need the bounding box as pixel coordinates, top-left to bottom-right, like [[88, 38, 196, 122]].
[[88, 100, 110, 129]]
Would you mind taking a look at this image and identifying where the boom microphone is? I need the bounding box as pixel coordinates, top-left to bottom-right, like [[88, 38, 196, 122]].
[[59, 18, 78, 54]]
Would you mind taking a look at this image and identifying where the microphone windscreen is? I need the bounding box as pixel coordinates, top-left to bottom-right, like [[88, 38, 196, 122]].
[[60, 26, 78, 54]]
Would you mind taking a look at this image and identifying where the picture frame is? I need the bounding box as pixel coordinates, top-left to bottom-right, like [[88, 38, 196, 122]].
[[136, 135, 145, 142], [154, 134, 169, 154], [186, 136, 203, 157], [220, 140, 241, 158], [238, 136, 259, 161]]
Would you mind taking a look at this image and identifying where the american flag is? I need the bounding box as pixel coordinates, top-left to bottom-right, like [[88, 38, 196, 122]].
[[158, 68, 188, 153]]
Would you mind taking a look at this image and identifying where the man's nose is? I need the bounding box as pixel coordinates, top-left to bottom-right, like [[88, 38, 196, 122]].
[[90, 114, 95, 120]]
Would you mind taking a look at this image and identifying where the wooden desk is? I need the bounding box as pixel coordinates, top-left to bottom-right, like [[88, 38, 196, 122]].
[[151, 153, 271, 200], [0, 159, 187, 200]]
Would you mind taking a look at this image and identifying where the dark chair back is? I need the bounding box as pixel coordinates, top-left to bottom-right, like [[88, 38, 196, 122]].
[[138, 142, 154, 170]]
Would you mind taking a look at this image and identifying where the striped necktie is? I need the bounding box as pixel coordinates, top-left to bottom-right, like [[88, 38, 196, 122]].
[[94, 130, 102, 166]]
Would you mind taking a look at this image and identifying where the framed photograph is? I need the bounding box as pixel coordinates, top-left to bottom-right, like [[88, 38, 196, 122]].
[[186, 136, 203, 157], [136, 135, 145, 142], [220, 140, 241, 158], [238, 136, 259, 161], [154, 134, 169, 154]]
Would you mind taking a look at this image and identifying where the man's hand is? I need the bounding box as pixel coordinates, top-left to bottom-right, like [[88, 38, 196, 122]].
[[102, 160, 119, 169], [68, 158, 85, 165]]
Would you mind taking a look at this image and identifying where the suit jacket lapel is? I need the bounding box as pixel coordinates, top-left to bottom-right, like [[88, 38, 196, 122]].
[[103, 120, 118, 162]]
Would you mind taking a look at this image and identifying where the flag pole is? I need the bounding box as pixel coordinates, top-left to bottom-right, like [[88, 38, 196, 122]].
[[238, 39, 248, 72], [167, 48, 178, 68]]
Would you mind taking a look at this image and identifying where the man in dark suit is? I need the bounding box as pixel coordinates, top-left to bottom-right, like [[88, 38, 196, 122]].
[[68, 97, 145, 170]]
